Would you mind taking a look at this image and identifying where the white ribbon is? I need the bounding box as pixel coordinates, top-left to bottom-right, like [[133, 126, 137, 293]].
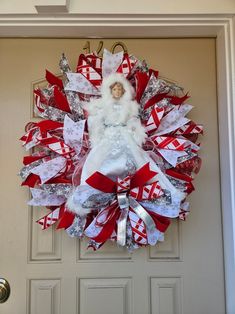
[[30, 156, 67, 184], [28, 188, 66, 206], [155, 104, 192, 135], [102, 49, 124, 78], [65, 73, 100, 95], [63, 115, 86, 155]]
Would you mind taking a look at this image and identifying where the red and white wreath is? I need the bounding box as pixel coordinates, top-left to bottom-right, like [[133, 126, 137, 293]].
[[19, 48, 203, 251]]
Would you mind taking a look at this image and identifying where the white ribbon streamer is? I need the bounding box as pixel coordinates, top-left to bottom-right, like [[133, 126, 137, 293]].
[[63, 115, 86, 155], [30, 156, 67, 184], [155, 104, 192, 135], [102, 49, 124, 78], [28, 188, 66, 206], [65, 73, 100, 95]]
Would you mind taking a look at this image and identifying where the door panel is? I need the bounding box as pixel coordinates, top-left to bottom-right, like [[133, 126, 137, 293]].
[[29, 279, 61, 314], [0, 38, 224, 314], [151, 277, 182, 314], [30, 206, 62, 261], [79, 278, 132, 314]]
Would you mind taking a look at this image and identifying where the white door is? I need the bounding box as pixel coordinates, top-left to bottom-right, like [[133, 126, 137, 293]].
[[0, 38, 225, 314]]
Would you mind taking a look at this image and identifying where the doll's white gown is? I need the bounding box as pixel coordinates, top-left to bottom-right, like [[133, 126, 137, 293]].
[[80, 101, 146, 183], [67, 74, 185, 216]]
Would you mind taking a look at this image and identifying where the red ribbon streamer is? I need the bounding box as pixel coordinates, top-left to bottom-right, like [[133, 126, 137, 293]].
[[46, 70, 64, 90], [54, 86, 71, 113]]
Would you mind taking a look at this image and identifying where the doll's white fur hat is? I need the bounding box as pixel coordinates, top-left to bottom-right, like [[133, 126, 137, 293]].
[[100, 73, 135, 101]]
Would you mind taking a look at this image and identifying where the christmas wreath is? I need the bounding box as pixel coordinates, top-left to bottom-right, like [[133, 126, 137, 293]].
[[19, 48, 203, 251]]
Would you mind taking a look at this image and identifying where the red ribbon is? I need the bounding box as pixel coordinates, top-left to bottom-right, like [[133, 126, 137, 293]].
[[91, 203, 120, 243], [86, 163, 157, 193], [46, 70, 63, 90], [135, 72, 149, 103], [56, 204, 75, 229], [54, 86, 71, 113]]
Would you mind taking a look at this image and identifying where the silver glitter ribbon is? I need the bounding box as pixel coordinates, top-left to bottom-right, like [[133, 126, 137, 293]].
[[43, 106, 66, 122], [59, 53, 84, 118], [66, 215, 86, 238], [140, 75, 170, 108], [19, 159, 44, 180], [59, 53, 72, 74], [82, 192, 114, 209], [42, 183, 72, 197], [116, 192, 156, 246]]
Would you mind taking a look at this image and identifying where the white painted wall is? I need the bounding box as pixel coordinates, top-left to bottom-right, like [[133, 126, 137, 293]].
[[0, 0, 234, 14], [69, 0, 235, 14]]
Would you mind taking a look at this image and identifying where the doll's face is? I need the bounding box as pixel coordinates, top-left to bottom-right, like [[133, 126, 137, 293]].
[[111, 82, 125, 99]]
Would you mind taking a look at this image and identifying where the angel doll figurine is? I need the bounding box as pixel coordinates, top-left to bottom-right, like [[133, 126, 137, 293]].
[[80, 73, 147, 183], [67, 73, 185, 216]]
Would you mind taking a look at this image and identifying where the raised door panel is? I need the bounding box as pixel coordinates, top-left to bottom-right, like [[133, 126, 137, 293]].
[[30, 206, 62, 262], [150, 277, 182, 314], [29, 279, 61, 314], [79, 278, 132, 314], [78, 239, 131, 261], [149, 220, 181, 260]]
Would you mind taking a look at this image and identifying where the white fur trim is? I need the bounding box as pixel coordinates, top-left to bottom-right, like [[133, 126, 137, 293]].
[[82, 98, 102, 116], [66, 193, 92, 216]]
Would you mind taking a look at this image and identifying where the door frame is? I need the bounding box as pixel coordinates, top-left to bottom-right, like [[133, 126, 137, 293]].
[[1, 13, 235, 314]]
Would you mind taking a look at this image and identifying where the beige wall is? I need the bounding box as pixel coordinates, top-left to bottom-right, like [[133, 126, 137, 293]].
[[0, 0, 234, 14]]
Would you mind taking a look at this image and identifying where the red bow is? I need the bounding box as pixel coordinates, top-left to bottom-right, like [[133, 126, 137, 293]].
[[84, 163, 170, 246]]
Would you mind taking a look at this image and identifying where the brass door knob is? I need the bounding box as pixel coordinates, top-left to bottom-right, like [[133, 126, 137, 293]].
[[0, 279, 10, 303]]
